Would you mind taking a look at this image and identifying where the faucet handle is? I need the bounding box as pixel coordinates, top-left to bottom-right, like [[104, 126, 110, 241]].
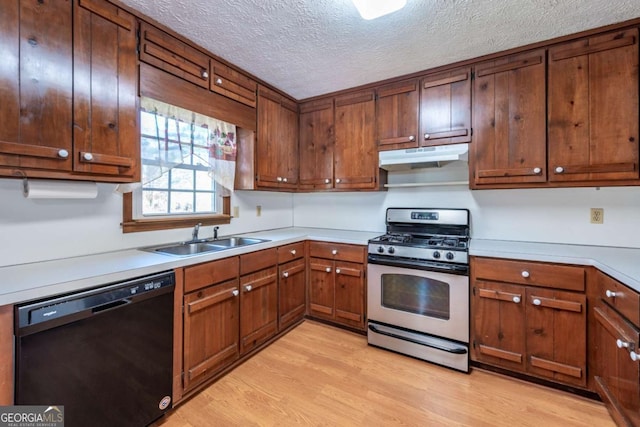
[[213, 226, 220, 239], [192, 223, 202, 240]]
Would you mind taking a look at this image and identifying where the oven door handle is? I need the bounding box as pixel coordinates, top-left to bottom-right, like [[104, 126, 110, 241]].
[[368, 324, 468, 355]]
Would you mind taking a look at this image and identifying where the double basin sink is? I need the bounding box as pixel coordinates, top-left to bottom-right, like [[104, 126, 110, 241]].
[[144, 236, 270, 257]]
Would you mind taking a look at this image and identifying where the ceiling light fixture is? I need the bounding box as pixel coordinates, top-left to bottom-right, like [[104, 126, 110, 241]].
[[352, 0, 407, 20]]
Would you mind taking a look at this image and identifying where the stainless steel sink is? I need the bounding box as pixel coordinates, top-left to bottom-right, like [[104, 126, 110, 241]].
[[143, 237, 270, 257]]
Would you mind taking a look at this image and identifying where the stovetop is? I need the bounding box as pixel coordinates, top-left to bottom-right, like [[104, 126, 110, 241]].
[[370, 233, 468, 249]]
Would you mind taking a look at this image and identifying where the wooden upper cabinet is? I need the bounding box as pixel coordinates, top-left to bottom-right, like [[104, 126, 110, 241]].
[[299, 97, 335, 190], [256, 86, 299, 190], [472, 49, 547, 186], [376, 79, 419, 151], [73, 0, 139, 181], [0, 0, 73, 172], [210, 59, 257, 108], [334, 90, 379, 190], [548, 29, 639, 183], [139, 22, 210, 88], [420, 67, 471, 146]]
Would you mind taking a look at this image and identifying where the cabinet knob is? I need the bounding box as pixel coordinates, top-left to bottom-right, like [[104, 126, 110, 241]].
[[533, 167, 541, 174], [332, 249, 338, 255], [335, 178, 341, 184], [631, 352, 640, 362], [244, 285, 253, 292], [512, 296, 521, 304], [276, 176, 283, 182], [617, 339, 630, 349], [325, 267, 331, 273], [283, 177, 288, 183], [336, 268, 341, 274], [216, 78, 223, 85], [521, 271, 530, 278], [201, 70, 209, 79], [424, 133, 430, 140], [83, 152, 94, 161], [57, 149, 69, 159], [290, 249, 296, 255], [408, 135, 415, 142], [283, 271, 289, 278], [532, 298, 541, 306], [325, 178, 331, 184], [555, 166, 564, 174], [232, 289, 239, 297], [605, 290, 617, 298]]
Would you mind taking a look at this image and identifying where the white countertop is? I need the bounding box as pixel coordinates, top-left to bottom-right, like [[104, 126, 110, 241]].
[[0, 227, 380, 306], [470, 239, 640, 293]]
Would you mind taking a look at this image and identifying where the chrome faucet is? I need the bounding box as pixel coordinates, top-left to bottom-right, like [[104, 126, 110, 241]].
[[191, 223, 201, 241], [213, 226, 219, 240]]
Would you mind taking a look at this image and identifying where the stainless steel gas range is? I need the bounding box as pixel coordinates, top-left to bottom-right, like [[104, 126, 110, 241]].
[[367, 208, 470, 372]]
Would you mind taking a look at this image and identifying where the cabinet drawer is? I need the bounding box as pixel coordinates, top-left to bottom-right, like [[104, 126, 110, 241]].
[[277, 242, 305, 263], [309, 241, 365, 263], [240, 248, 277, 276], [139, 23, 210, 88], [598, 271, 640, 328], [473, 257, 585, 291], [210, 59, 257, 108], [184, 256, 239, 293]]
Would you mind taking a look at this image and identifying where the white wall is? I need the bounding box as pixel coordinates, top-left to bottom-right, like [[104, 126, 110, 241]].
[[0, 178, 293, 267]]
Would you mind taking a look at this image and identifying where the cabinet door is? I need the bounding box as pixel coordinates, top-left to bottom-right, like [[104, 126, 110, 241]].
[[308, 257, 335, 319], [278, 258, 306, 331], [183, 279, 240, 391], [279, 96, 299, 188], [525, 288, 587, 387], [0, 0, 73, 171], [299, 98, 334, 190], [472, 50, 547, 186], [376, 79, 419, 151], [73, 0, 139, 181], [210, 59, 257, 108], [594, 303, 640, 426], [240, 266, 278, 354], [549, 29, 639, 182], [420, 67, 471, 146], [334, 261, 365, 330], [334, 90, 378, 190], [472, 281, 526, 372]]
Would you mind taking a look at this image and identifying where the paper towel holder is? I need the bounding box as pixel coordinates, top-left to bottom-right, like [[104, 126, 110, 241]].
[[22, 177, 99, 199]]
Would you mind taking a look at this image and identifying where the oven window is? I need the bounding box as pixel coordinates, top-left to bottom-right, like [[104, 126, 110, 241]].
[[381, 274, 450, 320]]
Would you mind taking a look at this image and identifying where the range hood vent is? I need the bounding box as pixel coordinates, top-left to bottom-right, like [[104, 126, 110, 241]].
[[379, 143, 469, 171]]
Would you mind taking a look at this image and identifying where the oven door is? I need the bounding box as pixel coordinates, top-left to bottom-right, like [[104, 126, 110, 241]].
[[367, 263, 469, 343]]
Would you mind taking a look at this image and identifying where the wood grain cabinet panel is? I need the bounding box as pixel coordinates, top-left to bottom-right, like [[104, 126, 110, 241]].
[[308, 257, 335, 319], [420, 67, 471, 146], [278, 257, 306, 331], [334, 261, 365, 329], [376, 79, 420, 151], [548, 29, 639, 183], [299, 98, 335, 190], [239, 265, 278, 355], [597, 271, 640, 328], [472, 50, 547, 186], [210, 59, 257, 108]]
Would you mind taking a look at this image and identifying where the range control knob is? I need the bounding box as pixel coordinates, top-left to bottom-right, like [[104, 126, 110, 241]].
[[377, 246, 385, 253], [432, 251, 441, 259], [446, 252, 455, 260], [387, 247, 395, 254]]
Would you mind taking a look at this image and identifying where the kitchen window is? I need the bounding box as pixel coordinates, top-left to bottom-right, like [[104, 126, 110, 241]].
[[121, 98, 235, 233]]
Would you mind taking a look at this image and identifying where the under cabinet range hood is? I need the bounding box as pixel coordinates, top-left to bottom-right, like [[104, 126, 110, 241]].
[[379, 143, 469, 171]]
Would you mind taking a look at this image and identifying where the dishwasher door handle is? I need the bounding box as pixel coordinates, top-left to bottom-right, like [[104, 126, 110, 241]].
[[92, 298, 131, 314]]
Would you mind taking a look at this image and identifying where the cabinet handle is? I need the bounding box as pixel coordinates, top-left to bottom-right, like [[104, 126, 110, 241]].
[[244, 285, 253, 292], [325, 267, 331, 273], [605, 290, 617, 298], [232, 289, 239, 297], [521, 271, 530, 278], [408, 135, 415, 142], [336, 268, 341, 274], [276, 177, 283, 182], [283, 271, 289, 278], [533, 167, 541, 174], [290, 249, 296, 255], [555, 166, 564, 174], [631, 352, 640, 362], [57, 149, 69, 159], [512, 296, 521, 304], [324, 178, 331, 184], [617, 339, 631, 349], [216, 78, 223, 85], [283, 177, 288, 183], [424, 133, 430, 140], [83, 152, 94, 161], [332, 249, 338, 255], [201, 70, 209, 79], [532, 298, 541, 306], [335, 178, 341, 184]]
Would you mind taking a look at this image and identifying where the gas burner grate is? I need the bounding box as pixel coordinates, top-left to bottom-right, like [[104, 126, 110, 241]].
[[379, 233, 413, 243]]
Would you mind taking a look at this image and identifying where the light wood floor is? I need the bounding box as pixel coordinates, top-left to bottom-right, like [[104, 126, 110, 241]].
[[156, 321, 614, 426]]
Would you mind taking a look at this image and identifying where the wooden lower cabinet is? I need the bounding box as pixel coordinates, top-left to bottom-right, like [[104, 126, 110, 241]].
[[278, 256, 306, 331], [471, 257, 587, 388]]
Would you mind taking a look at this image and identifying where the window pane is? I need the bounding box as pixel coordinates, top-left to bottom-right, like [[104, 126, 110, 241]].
[[170, 192, 193, 213], [171, 168, 194, 190], [193, 145, 210, 167], [195, 192, 215, 213], [195, 170, 213, 191], [142, 190, 169, 214], [141, 137, 160, 161], [166, 118, 180, 141], [140, 111, 158, 136], [143, 167, 168, 188]]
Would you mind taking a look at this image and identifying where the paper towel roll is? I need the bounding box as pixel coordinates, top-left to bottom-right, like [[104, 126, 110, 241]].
[[23, 179, 98, 199]]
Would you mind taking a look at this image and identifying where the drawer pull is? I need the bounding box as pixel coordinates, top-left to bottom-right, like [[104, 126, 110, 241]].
[[58, 149, 69, 158], [332, 249, 338, 255], [617, 339, 631, 349], [631, 352, 640, 362], [216, 78, 223, 85], [555, 166, 564, 174], [512, 296, 521, 304], [83, 152, 94, 161], [290, 249, 296, 255], [605, 290, 617, 298], [532, 298, 541, 306], [201, 70, 209, 79], [533, 167, 541, 174], [521, 271, 530, 278]]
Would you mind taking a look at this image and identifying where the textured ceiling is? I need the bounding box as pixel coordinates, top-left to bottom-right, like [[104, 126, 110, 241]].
[[119, 0, 640, 100]]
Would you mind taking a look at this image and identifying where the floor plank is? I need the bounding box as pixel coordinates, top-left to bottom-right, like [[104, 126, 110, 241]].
[[155, 321, 614, 426]]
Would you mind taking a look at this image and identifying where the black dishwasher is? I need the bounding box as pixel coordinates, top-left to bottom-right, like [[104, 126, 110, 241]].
[[15, 271, 175, 427]]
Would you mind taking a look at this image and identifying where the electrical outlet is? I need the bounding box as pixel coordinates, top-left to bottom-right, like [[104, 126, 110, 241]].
[[256, 205, 262, 217], [590, 208, 604, 224], [233, 206, 239, 218]]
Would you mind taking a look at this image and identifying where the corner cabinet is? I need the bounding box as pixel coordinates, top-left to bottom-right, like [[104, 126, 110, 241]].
[[548, 29, 639, 183], [471, 257, 588, 388], [299, 97, 335, 190], [308, 242, 366, 331], [471, 50, 547, 187], [256, 86, 299, 190]]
